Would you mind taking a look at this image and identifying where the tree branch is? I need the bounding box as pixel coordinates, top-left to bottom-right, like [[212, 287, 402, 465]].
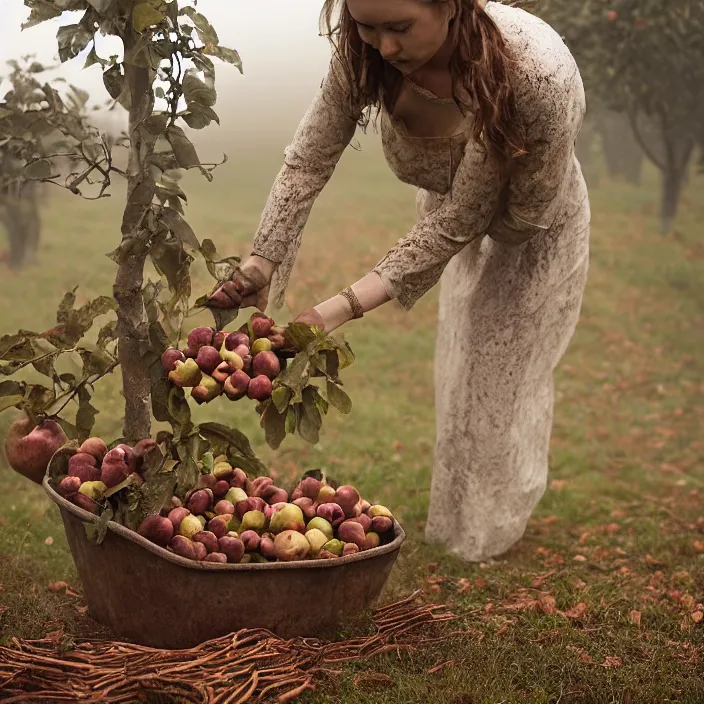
[[628, 109, 666, 172]]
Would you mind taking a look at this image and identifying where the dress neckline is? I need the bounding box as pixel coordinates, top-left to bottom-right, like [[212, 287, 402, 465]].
[[403, 76, 456, 105]]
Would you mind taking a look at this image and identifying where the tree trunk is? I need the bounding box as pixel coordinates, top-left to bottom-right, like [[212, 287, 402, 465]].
[[115, 36, 156, 444], [660, 158, 690, 236], [659, 127, 694, 236], [599, 111, 644, 185], [3, 196, 28, 270], [23, 183, 41, 266]]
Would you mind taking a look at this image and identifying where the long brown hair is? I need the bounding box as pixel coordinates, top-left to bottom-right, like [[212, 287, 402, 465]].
[[320, 0, 527, 171]]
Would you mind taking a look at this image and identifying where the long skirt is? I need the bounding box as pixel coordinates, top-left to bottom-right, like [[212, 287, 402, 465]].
[[422, 188, 590, 562]]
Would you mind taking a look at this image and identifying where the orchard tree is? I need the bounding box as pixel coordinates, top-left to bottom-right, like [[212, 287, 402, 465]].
[[538, 0, 704, 233], [1, 1, 355, 507], [0, 58, 76, 269]]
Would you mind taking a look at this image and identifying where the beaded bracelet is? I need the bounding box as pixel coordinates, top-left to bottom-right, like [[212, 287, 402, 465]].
[[339, 287, 364, 320]]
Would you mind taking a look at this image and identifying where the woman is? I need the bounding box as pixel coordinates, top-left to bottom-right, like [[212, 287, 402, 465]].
[[208, 0, 590, 563]]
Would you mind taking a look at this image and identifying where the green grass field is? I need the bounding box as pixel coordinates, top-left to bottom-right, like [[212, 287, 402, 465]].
[[0, 139, 703, 703]]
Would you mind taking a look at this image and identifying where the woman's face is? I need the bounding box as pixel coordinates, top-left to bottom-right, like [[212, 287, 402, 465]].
[[346, 0, 453, 74]]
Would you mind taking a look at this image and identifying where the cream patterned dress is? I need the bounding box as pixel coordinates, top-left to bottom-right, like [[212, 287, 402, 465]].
[[252, 2, 590, 562]]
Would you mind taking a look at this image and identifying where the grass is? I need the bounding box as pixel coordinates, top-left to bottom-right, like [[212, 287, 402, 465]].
[[0, 137, 703, 703]]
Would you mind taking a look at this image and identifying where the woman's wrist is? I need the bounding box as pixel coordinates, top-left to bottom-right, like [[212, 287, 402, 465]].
[[314, 295, 354, 331], [245, 254, 278, 280]]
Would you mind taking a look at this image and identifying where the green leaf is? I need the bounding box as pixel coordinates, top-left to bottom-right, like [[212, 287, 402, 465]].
[[0, 394, 24, 413], [84, 46, 107, 69], [335, 336, 356, 369], [284, 323, 318, 350], [326, 381, 352, 414], [198, 422, 257, 460], [275, 349, 310, 403], [104, 475, 135, 499], [272, 385, 292, 414], [285, 406, 297, 434], [298, 387, 322, 445], [182, 69, 217, 108], [24, 159, 54, 180], [93, 503, 114, 545], [200, 451, 214, 474], [22, 385, 56, 420], [76, 386, 98, 442], [22, 3, 62, 29], [57, 24, 93, 64], [204, 45, 243, 73], [175, 440, 201, 497], [87, 0, 115, 12], [47, 440, 80, 483], [143, 113, 168, 135], [56, 418, 78, 441], [79, 347, 115, 378], [161, 207, 199, 250], [166, 126, 200, 169], [261, 400, 286, 450], [133, 2, 166, 32], [313, 387, 329, 417], [179, 7, 219, 45], [181, 104, 218, 130], [102, 63, 124, 101]]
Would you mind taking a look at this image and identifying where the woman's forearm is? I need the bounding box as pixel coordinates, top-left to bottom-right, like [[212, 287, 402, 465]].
[[313, 272, 394, 331]]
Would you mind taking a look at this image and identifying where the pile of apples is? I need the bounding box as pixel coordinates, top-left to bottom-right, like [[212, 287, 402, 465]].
[[55, 436, 155, 510], [161, 315, 286, 405], [57, 446, 396, 564]]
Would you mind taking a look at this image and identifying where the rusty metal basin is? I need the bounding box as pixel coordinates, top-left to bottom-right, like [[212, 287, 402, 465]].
[[43, 477, 406, 649]]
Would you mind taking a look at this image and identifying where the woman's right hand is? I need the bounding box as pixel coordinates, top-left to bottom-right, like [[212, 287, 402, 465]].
[[206, 255, 277, 312]]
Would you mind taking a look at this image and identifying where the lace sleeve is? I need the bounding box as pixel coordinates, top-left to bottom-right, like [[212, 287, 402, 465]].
[[251, 58, 361, 308]]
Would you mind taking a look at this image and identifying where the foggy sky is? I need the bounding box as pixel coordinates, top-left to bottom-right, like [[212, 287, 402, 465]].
[[0, 1, 334, 142]]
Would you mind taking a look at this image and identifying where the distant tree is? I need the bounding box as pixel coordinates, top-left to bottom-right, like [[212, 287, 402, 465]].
[[538, 0, 704, 233], [0, 58, 84, 268]]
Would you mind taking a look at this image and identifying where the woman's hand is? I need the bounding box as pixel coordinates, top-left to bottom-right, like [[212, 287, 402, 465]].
[[206, 255, 277, 311], [293, 307, 327, 330], [293, 295, 354, 333]]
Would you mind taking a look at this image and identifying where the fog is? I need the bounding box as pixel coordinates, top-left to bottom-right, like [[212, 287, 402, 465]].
[[0, 0, 335, 147]]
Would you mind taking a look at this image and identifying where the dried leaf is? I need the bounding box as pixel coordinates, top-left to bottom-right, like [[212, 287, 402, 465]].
[[352, 672, 394, 688], [538, 595, 557, 615], [563, 602, 589, 620], [629, 610, 642, 626]]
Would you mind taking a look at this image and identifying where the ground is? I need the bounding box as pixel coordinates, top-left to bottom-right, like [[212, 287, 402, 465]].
[[0, 139, 702, 703]]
